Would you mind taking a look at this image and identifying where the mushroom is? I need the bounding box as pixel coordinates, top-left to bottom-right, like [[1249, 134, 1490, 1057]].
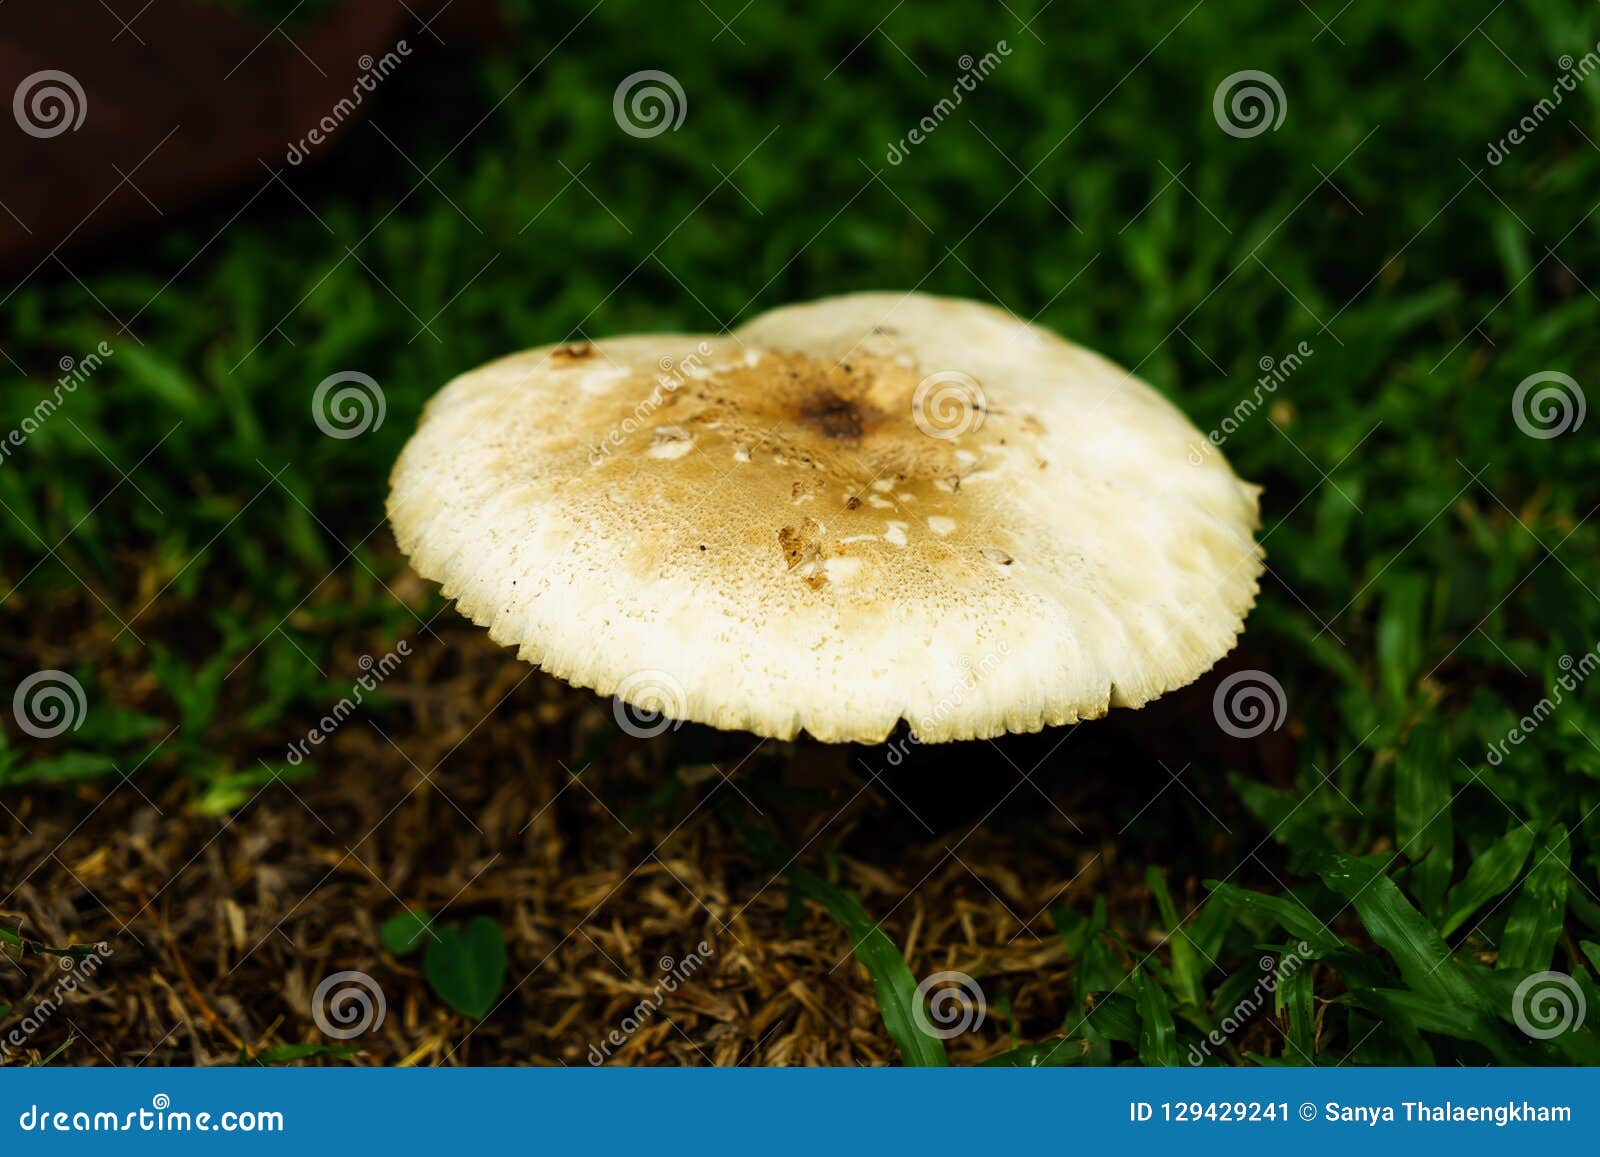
[[387, 292, 1263, 744]]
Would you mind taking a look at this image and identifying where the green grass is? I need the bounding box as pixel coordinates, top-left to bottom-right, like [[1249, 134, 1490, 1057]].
[[4, 0, 1600, 1064]]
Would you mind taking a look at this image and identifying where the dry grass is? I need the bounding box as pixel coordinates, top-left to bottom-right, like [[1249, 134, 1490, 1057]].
[[5, 560, 1240, 1067]]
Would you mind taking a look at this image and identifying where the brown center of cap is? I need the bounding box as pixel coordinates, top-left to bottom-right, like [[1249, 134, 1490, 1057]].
[[564, 347, 1037, 591]]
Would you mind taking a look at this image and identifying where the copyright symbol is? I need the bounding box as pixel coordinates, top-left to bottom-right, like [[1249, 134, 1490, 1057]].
[[1298, 1102, 1317, 1121]]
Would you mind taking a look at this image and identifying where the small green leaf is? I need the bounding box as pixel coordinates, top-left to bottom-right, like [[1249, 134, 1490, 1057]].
[[1049, 903, 1096, 958], [4, 752, 119, 786], [1582, 941, 1600, 978], [1312, 852, 1491, 1012], [1146, 867, 1201, 1008], [1394, 721, 1453, 912], [1228, 774, 1335, 857], [1440, 821, 1536, 936], [1084, 992, 1140, 1043], [1073, 905, 1121, 999], [1206, 881, 1341, 955], [424, 917, 507, 1020], [115, 344, 208, 416], [1133, 968, 1178, 1067], [1278, 961, 1317, 1062], [380, 909, 434, 957], [1351, 988, 1519, 1064], [1498, 825, 1569, 972], [1376, 571, 1428, 717]]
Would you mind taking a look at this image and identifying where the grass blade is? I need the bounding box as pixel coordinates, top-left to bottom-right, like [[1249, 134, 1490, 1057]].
[[1394, 721, 1453, 912], [1145, 867, 1202, 1008], [738, 824, 947, 1066], [1498, 825, 1570, 972], [1206, 881, 1342, 954], [1133, 968, 1178, 1067], [1313, 852, 1489, 1010], [1439, 821, 1536, 936]]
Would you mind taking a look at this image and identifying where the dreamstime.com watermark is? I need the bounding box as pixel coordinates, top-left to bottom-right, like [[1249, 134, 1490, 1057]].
[[613, 70, 687, 138], [1512, 370, 1585, 439], [611, 669, 689, 739], [1485, 642, 1599, 766], [1, 342, 114, 468], [11, 669, 88, 739], [885, 43, 1012, 165], [914, 969, 987, 1039], [1487, 45, 1600, 165], [17, 1095, 283, 1134], [1512, 970, 1587, 1039], [1211, 669, 1287, 739], [1213, 70, 1286, 138], [285, 641, 412, 766], [588, 342, 714, 465], [911, 370, 987, 440], [1189, 341, 1311, 464], [310, 969, 387, 1039], [587, 941, 714, 1063], [312, 370, 386, 438], [12, 70, 86, 138], [1, 942, 113, 1061], [286, 43, 412, 164], [881, 642, 1013, 767], [1186, 943, 1312, 1065]]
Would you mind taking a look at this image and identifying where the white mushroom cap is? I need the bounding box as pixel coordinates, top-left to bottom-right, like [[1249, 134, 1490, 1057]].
[[387, 293, 1263, 744]]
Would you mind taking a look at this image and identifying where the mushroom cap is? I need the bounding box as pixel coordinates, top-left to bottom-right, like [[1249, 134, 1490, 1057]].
[[387, 292, 1263, 744]]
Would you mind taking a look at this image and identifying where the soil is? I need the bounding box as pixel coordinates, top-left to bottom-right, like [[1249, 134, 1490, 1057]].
[[0, 564, 1292, 1066]]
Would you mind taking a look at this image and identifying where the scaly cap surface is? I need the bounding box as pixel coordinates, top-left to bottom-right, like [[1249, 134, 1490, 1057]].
[[387, 293, 1263, 743]]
